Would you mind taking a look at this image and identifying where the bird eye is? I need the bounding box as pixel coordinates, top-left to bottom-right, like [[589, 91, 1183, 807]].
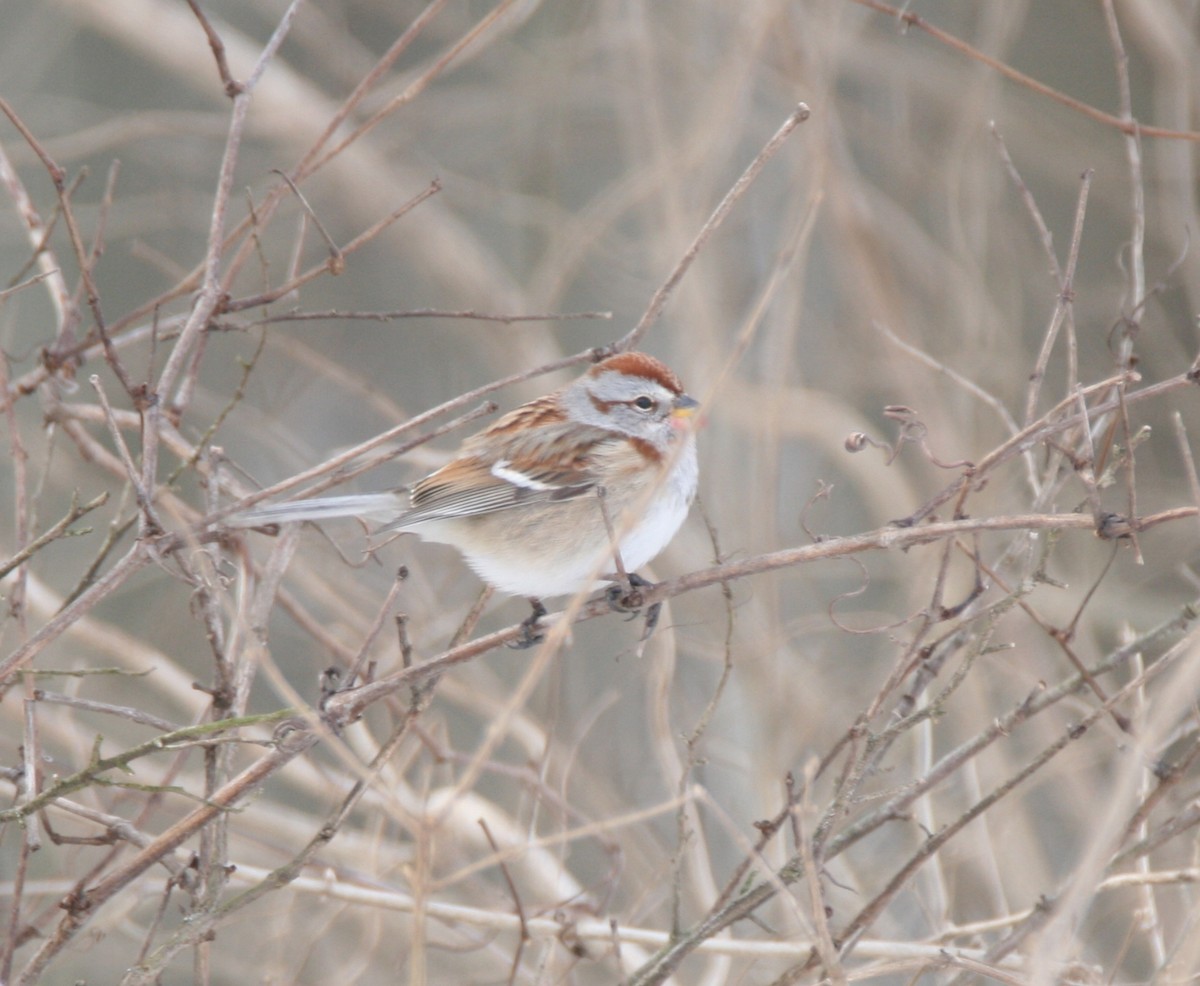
[[633, 396, 655, 411]]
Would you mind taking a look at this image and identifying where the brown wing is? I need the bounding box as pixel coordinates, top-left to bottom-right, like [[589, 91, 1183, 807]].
[[387, 397, 617, 527]]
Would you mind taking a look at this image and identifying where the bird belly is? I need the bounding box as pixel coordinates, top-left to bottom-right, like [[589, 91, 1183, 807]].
[[405, 490, 689, 599]]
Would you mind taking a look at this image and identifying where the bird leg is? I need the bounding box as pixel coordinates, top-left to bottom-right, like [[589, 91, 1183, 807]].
[[594, 487, 662, 639], [509, 598, 548, 649], [595, 486, 640, 609]]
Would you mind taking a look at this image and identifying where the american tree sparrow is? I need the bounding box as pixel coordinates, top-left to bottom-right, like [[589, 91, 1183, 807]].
[[232, 352, 699, 628]]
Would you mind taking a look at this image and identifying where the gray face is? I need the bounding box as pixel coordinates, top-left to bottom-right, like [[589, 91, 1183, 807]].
[[565, 369, 683, 448]]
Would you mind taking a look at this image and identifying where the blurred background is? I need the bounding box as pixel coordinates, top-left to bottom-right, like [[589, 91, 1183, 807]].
[[2, 1, 1200, 983]]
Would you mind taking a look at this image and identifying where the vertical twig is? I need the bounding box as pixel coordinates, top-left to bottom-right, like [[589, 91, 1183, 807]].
[[157, 0, 305, 409], [1023, 170, 1091, 425], [478, 818, 529, 985], [1101, 0, 1145, 363]]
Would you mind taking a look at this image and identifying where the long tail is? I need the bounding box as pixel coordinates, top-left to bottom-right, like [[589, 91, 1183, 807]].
[[225, 492, 406, 528]]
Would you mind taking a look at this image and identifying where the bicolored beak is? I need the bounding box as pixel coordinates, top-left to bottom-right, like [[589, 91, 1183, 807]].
[[670, 393, 699, 419], [670, 393, 700, 431]]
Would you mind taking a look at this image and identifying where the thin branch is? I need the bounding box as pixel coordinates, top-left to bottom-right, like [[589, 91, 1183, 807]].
[[222, 180, 442, 311], [850, 0, 1200, 142], [184, 0, 242, 96], [1023, 170, 1091, 425], [305, 0, 522, 177], [318, 504, 1200, 725], [0, 544, 152, 686], [243, 307, 613, 326], [156, 0, 304, 408], [618, 102, 811, 351], [0, 492, 109, 581], [15, 724, 317, 984]]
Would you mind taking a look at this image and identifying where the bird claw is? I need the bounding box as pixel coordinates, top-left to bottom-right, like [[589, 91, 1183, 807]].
[[605, 574, 662, 643], [605, 573, 654, 614], [640, 602, 662, 641], [508, 599, 547, 649]]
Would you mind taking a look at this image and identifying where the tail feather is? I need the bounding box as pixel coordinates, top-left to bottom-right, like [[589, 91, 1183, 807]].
[[226, 492, 405, 528]]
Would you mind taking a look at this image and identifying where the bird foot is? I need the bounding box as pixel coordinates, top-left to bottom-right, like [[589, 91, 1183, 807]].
[[508, 599, 548, 649], [605, 574, 662, 642], [605, 572, 654, 614]]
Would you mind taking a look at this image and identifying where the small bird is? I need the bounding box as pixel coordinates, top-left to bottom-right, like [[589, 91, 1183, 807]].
[[231, 352, 699, 634]]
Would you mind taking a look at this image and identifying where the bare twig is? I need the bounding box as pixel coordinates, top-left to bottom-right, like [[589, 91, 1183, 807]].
[[619, 102, 811, 351], [851, 0, 1200, 142], [184, 0, 242, 96], [478, 817, 530, 986], [1024, 170, 1091, 425], [243, 307, 613, 326], [16, 724, 317, 984]]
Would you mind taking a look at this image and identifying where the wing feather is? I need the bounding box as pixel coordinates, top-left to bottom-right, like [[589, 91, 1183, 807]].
[[386, 413, 620, 529]]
